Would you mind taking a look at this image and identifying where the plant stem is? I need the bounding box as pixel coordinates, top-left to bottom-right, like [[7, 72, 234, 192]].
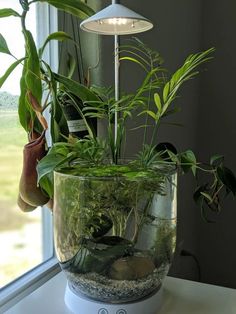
[[21, 10, 27, 33], [143, 56, 153, 147], [150, 120, 160, 147]]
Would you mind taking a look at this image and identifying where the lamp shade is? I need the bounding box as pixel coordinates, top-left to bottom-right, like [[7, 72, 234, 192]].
[[80, 4, 153, 35]]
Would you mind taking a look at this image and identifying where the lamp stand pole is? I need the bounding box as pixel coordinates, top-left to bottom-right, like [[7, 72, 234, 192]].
[[114, 33, 120, 162], [113, 0, 120, 163]]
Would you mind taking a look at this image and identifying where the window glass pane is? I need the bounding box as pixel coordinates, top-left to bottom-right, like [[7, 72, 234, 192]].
[[0, 1, 52, 288]]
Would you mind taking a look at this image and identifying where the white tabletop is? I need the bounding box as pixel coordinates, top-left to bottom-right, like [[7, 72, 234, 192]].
[[4, 272, 236, 314]]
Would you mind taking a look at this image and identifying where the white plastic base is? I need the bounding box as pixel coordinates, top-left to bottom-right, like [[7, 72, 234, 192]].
[[65, 283, 163, 314]]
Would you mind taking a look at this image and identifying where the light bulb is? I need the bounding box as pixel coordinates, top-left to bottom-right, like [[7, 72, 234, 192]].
[[107, 18, 128, 25]]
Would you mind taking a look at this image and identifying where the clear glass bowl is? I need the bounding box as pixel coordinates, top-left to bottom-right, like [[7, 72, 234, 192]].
[[54, 169, 177, 303]]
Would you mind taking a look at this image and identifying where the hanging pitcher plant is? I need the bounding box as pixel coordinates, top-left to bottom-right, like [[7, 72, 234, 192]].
[[0, 0, 98, 210], [0, 0, 235, 221]]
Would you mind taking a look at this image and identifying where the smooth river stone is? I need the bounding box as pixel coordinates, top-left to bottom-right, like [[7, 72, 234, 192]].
[[109, 256, 155, 280]]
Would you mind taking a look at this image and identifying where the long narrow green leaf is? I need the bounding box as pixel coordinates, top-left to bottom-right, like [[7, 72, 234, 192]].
[[39, 0, 95, 20], [0, 8, 20, 18], [161, 48, 215, 116], [119, 44, 150, 59], [18, 60, 32, 131], [119, 56, 148, 72], [39, 31, 72, 57], [0, 58, 25, 88], [138, 110, 157, 120], [163, 82, 170, 103], [41, 61, 67, 142], [25, 30, 42, 105], [53, 73, 100, 102], [154, 93, 162, 112], [0, 34, 11, 55], [119, 49, 151, 67], [67, 53, 76, 79]]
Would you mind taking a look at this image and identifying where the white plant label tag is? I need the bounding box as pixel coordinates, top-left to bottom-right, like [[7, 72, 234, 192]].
[[67, 119, 87, 132]]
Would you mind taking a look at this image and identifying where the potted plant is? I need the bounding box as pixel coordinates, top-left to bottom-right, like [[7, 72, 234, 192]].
[[38, 39, 236, 305], [1, 0, 235, 311]]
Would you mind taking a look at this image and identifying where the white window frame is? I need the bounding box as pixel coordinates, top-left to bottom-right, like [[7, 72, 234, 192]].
[[0, 3, 61, 312]]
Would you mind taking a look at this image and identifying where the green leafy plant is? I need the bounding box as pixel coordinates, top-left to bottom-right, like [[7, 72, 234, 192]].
[[0, 2, 235, 222], [39, 37, 236, 221], [2, 2, 235, 299]]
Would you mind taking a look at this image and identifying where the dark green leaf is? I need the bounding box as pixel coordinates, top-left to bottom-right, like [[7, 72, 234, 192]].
[[53, 73, 100, 102], [51, 119, 61, 143], [37, 149, 71, 183], [19, 0, 29, 11], [179, 150, 197, 176], [40, 173, 53, 199], [217, 166, 236, 196], [210, 154, 224, 167], [193, 185, 205, 206], [25, 30, 42, 105], [193, 186, 215, 223], [18, 60, 33, 131]]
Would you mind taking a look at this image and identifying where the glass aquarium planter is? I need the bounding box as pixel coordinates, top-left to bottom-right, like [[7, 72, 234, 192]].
[[54, 166, 177, 304]]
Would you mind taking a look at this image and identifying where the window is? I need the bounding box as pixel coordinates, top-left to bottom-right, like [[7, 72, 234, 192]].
[[0, 1, 56, 290]]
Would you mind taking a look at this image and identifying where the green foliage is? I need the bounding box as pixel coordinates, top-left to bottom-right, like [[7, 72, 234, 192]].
[[192, 160, 236, 221], [19, 0, 29, 11], [0, 34, 12, 55], [54, 73, 100, 102], [18, 60, 32, 132], [39, 0, 95, 20], [39, 31, 72, 58], [0, 0, 234, 224], [0, 58, 25, 89], [0, 0, 95, 135], [178, 150, 197, 176], [25, 30, 42, 106], [0, 8, 20, 18], [217, 166, 236, 196]]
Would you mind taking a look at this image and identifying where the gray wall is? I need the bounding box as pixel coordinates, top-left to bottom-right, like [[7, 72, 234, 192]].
[[195, 0, 236, 288]]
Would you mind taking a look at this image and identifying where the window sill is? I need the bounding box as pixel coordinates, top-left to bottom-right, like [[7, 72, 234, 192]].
[[0, 258, 61, 313], [2, 271, 236, 314]]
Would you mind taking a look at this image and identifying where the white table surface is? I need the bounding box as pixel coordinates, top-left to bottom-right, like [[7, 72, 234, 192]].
[[4, 272, 236, 314]]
